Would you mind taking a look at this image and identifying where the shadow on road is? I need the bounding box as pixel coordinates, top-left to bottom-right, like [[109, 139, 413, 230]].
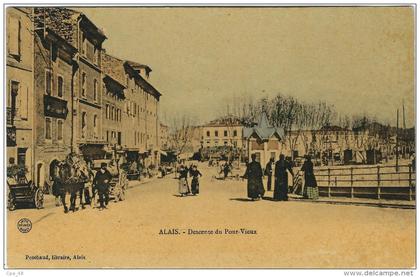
[[301, 199, 416, 210], [261, 196, 281, 202], [229, 198, 257, 202]]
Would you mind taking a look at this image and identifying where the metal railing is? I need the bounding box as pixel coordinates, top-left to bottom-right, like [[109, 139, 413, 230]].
[[312, 164, 416, 201]]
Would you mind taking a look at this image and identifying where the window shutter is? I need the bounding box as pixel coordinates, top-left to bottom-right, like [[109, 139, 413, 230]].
[[8, 16, 19, 56]]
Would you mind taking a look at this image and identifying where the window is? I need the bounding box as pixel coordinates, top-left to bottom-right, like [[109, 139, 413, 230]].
[[111, 106, 115, 121], [57, 76, 64, 98], [106, 131, 109, 142], [206, 131, 210, 137], [270, 152, 276, 160], [45, 70, 52, 95], [45, 117, 52, 140], [57, 120, 63, 141], [93, 47, 99, 65], [17, 148, 26, 167], [105, 104, 109, 119], [233, 130, 238, 137], [8, 16, 21, 57], [8, 80, 19, 123], [224, 130, 228, 137], [82, 33, 87, 56], [93, 79, 98, 102], [81, 72, 86, 98], [81, 112, 87, 138], [215, 131, 218, 137], [93, 114, 98, 138]]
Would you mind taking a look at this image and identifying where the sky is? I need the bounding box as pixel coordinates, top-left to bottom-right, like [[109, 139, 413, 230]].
[[78, 6, 415, 127]]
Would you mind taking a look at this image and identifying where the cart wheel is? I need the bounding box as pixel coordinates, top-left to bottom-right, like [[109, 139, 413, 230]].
[[34, 189, 44, 209], [8, 192, 16, 211]]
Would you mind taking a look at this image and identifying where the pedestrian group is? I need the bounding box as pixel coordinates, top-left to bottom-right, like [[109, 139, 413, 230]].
[[178, 164, 202, 197], [243, 153, 319, 201]]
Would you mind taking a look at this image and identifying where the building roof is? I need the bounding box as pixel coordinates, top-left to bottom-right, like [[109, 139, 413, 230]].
[[102, 53, 127, 88], [320, 125, 348, 132], [243, 112, 285, 140], [126, 60, 152, 75], [42, 28, 78, 56], [124, 62, 162, 100], [203, 116, 244, 127], [34, 7, 106, 48]]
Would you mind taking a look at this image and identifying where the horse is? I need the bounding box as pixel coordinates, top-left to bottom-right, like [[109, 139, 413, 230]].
[[54, 154, 90, 213]]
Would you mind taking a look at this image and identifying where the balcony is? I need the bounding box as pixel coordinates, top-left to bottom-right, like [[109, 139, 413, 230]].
[[7, 107, 12, 125], [44, 95, 68, 119]]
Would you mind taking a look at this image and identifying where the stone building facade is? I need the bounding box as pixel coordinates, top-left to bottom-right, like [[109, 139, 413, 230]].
[[7, 7, 164, 185], [6, 8, 34, 180], [33, 28, 77, 188], [124, 61, 161, 167], [34, 8, 107, 160], [101, 53, 126, 151]]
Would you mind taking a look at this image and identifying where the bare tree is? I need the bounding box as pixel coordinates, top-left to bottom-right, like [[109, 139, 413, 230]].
[[168, 113, 197, 162]]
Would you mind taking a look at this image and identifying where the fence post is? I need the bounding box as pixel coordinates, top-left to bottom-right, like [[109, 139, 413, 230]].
[[350, 167, 354, 198], [328, 168, 331, 198], [409, 164, 412, 201], [377, 165, 381, 200]]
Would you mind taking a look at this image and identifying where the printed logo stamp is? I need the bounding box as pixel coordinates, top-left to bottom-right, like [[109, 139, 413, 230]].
[[17, 218, 32, 233]]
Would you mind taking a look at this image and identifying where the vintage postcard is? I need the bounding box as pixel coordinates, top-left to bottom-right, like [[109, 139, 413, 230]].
[[4, 5, 416, 270]]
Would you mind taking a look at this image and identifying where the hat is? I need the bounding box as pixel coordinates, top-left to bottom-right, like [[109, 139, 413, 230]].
[[101, 162, 107, 168]]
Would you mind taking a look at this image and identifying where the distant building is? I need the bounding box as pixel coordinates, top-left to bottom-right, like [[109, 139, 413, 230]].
[[243, 113, 285, 166], [202, 116, 244, 149], [160, 123, 169, 150]]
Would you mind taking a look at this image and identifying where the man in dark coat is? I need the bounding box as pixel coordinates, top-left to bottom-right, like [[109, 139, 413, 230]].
[[273, 154, 294, 201], [223, 162, 230, 179], [93, 162, 112, 210], [265, 158, 274, 191], [243, 154, 265, 200]]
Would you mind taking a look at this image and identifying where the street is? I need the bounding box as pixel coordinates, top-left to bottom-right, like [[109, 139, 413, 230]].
[[6, 163, 415, 268]]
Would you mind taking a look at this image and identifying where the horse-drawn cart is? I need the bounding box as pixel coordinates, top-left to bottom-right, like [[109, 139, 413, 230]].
[[122, 161, 141, 181], [7, 175, 43, 211], [109, 170, 128, 201]]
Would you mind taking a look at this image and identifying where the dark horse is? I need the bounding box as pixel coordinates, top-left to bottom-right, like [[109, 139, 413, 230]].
[[53, 155, 90, 213]]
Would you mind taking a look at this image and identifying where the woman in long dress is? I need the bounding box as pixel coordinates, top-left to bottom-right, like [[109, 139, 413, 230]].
[[178, 165, 190, 196], [273, 154, 294, 201], [301, 155, 319, 200], [243, 154, 265, 200], [190, 165, 202, 195]]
